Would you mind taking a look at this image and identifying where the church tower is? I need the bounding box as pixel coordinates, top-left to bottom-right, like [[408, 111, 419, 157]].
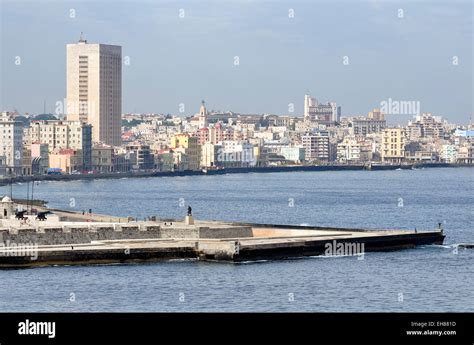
[[198, 100, 208, 128]]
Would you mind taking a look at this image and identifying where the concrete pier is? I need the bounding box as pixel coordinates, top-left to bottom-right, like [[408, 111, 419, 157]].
[[0, 207, 445, 268]]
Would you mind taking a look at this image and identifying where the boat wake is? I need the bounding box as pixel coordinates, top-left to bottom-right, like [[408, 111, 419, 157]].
[[424, 243, 474, 250]]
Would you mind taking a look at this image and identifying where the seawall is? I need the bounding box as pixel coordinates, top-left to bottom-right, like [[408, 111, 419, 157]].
[[0, 163, 471, 186]]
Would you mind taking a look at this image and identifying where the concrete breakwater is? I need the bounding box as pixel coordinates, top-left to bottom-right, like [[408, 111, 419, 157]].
[[0, 163, 471, 186], [0, 207, 445, 267]]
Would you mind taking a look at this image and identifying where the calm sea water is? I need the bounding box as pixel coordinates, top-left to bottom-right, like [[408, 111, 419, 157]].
[[0, 168, 472, 312]]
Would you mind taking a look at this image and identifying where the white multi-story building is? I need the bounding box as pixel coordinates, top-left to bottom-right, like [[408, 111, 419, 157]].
[[29, 120, 92, 170], [302, 132, 330, 161], [29, 120, 91, 150], [350, 117, 386, 137], [440, 144, 457, 163], [280, 146, 305, 162], [407, 113, 445, 141], [67, 35, 122, 146], [201, 142, 221, 167], [337, 137, 361, 162], [216, 141, 255, 167], [0, 112, 23, 174]]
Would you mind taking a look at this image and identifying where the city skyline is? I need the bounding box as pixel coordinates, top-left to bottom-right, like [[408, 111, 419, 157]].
[[1, 0, 472, 124], [0, 2, 473, 343]]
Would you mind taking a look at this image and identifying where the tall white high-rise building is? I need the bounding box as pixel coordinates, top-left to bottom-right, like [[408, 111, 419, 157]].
[[67, 34, 122, 146], [304, 94, 317, 121]]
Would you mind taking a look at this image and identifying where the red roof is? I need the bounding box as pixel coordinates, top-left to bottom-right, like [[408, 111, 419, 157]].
[[58, 148, 76, 155]]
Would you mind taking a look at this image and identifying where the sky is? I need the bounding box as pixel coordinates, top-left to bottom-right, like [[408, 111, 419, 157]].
[[0, 0, 472, 124]]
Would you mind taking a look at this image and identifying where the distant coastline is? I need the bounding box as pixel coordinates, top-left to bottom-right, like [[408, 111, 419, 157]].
[[0, 163, 471, 187]]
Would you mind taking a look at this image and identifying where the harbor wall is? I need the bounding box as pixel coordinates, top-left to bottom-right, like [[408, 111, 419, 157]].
[[1, 163, 471, 186]]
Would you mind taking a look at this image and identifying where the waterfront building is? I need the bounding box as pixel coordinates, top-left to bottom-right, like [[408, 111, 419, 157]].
[[66, 34, 122, 146], [49, 148, 83, 173], [0, 111, 23, 175], [154, 150, 174, 172], [264, 138, 292, 156], [456, 144, 474, 164], [124, 144, 154, 170], [252, 145, 267, 167], [31, 143, 49, 174], [359, 142, 374, 162], [337, 137, 361, 163], [216, 141, 255, 168], [29, 120, 92, 170], [201, 142, 221, 168], [381, 128, 406, 163], [405, 150, 439, 163], [170, 134, 201, 170], [173, 151, 189, 171], [92, 144, 114, 172], [21, 146, 32, 175], [112, 150, 133, 173], [280, 147, 305, 163], [302, 131, 330, 162], [440, 144, 458, 163]]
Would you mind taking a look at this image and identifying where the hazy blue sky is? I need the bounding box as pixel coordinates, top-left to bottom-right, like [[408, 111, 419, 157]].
[[0, 0, 472, 124]]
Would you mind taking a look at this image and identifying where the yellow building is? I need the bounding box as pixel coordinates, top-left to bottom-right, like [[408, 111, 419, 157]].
[[381, 128, 406, 163], [170, 134, 201, 170]]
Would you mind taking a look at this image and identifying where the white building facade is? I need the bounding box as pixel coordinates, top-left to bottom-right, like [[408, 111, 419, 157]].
[[302, 132, 330, 161], [0, 112, 23, 175], [67, 36, 122, 146]]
